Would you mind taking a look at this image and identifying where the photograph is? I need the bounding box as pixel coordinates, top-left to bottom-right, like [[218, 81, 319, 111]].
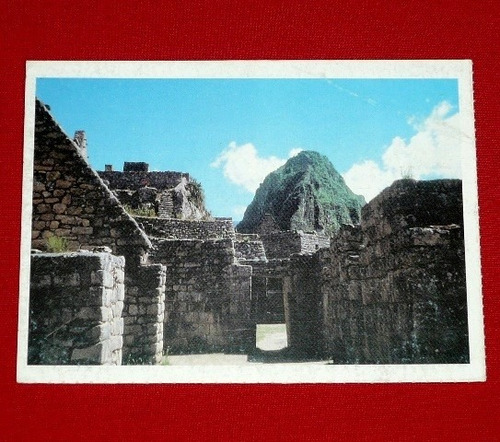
[[18, 60, 484, 383]]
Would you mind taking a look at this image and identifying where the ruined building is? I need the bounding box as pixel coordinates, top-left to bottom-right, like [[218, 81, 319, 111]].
[[97, 162, 211, 220], [27, 99, 469, 365]]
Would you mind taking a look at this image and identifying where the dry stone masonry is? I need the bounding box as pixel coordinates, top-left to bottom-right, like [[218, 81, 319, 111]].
[[98, 163, 211, 220], [321, 179, 468, 363], [99, 166, 189, 190], [122, 264, 166, 364], [30, 100, 165, 365], [151, 239, 254, 354], [29, 251, 125, 365], [136, 216, 235, 241], [32, 100, 151, 268], [234, 235, 268, 263], [259, 231, 330, 259]]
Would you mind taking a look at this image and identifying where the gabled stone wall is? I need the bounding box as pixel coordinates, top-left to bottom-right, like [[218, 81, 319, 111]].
[[29, 251, 125, 365], [32, 99, 151, 268], [299, 233, 331, 255]]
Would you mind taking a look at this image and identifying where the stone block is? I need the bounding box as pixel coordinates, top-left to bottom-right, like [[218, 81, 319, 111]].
[[55, 179, 72, 189], [61, 194, 72, 205], [126, 286, 139, 296], [31, 273, 51, 288], [53, 203, 67, 214], [146, 304, 159, 315], [138, 296, 154, 304], [112, 318, 124, 336], [36, 204, 50, 214], [109, 335, 123, 352], [76, 307, 101, 321], [101, 306, 113, 322], [113, 300, 124, 317], [71, 341, 106, 364], [56, 215, 77, 225], [124, 335, 135, 346], [111, 349, 122, 366], [53, 272, 81, 287], [115, 268, 125, 284], [33, 220, 46, 230], [126, 324, 142, 335], [124, 316, 135, 325], [72, 226, 93, 235], [102, 288, 114, 307], [91, 269, 114, 288]]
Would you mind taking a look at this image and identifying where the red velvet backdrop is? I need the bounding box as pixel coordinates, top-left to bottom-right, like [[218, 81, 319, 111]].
[[1, 1, 499, 440]]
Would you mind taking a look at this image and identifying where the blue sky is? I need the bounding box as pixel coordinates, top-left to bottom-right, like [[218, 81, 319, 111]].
[[36, 78, 460, 219]]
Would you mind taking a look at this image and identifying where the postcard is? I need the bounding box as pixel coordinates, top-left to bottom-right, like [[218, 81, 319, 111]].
[[18, 60, 484, 383]]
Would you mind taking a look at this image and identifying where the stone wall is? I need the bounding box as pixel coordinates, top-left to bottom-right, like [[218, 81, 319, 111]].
[[260, 231, 330, 259], [32, 99, 151, 268], [122, 264, 166, 364], [322, 179, 468, 364], [259, 232, 303, 258], [135, 216, 236, 240], [234, 239, 267, 263], [98, 170, 189, 191], [124, 162, 149, 172], [112, 187, 159, 212], [29, 251, 125, 365], [150, 239, 254, 353], [285, 254, 324, 358], [299, 233, 330, 255]]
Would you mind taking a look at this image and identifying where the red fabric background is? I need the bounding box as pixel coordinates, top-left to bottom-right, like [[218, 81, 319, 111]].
[[1, 1, 499, 440]]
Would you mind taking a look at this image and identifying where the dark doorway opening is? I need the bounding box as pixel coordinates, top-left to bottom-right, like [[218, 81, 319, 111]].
[[252, 277, 285, 324]]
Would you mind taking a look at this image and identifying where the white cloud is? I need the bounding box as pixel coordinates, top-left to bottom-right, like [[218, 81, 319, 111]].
[[343, 101, 463, 202], [343, 160, 395, 202], [288, 148, 303, 158], [211, 142, 288, 193]]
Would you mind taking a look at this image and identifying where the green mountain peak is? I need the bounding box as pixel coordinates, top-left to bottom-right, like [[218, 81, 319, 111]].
[[237, 150, 365, 235]]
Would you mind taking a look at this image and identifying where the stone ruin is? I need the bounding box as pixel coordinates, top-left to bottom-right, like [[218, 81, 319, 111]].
[[98, 161, 211, 220], [27, 98, 469, 365]]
